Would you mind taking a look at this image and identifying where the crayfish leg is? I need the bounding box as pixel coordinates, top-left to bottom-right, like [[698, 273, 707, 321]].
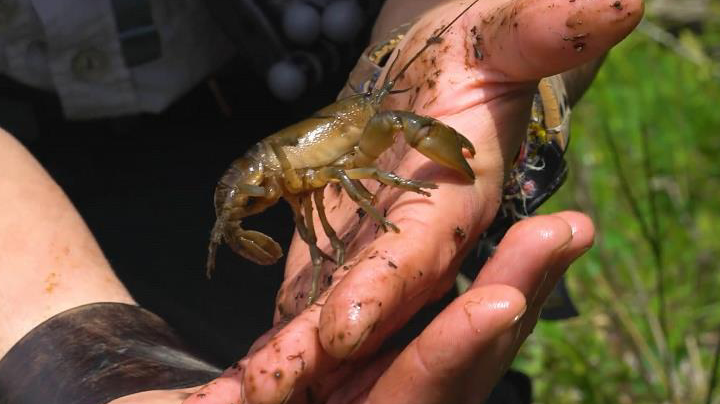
[[288, 196, 332, 305], [317, 167, 399, 233], [350, 179, 374, 201], [344, 167, 438, 197], [313, 188, 345, 266]]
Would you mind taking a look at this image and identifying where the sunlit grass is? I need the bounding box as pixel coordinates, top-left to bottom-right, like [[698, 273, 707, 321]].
[[514, 24, 720, 404]]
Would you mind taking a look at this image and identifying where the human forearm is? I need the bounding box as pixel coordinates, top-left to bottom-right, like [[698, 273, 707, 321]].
[[0, 130, 135, 358]]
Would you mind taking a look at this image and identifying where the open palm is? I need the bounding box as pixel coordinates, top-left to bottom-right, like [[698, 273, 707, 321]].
[[185, 0, 641, 403]]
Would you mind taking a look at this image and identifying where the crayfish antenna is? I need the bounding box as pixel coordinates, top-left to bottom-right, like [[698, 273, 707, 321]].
[[382, 0, 482, 89], [206, 243, 218, 279], [388, 87, 413, 95], [206, 216, 226, 279]]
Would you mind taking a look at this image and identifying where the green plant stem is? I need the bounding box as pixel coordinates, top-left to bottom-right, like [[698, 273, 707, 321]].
[[641, 127, 667, 337], [568, 151, 668, 400], [637, 20, 720, 80], [639, 126, 681, 400], [595, 272, 670, 394], [603, 126, 676, 401], [706, 333, 720, 404]]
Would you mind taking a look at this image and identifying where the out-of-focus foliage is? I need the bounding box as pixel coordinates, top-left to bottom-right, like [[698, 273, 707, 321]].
[[514, 2, 720, 403]]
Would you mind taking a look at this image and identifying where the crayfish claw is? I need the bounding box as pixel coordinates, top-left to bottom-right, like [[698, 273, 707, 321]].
[[457, 132, 476, 157]]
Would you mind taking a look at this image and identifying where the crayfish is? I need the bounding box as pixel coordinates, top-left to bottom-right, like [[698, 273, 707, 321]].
[[207, 0, 480, 304]]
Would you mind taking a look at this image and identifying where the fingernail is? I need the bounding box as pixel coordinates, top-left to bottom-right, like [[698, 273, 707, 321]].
[[555, 231, 573, 253], [570, 221, 580, 236], [513, 304, 527, 324], [464, 295, 526, 334]]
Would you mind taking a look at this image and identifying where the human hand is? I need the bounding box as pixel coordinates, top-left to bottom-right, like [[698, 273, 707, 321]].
[[185, 0, 639, 402], [185, 212, 594, 404]]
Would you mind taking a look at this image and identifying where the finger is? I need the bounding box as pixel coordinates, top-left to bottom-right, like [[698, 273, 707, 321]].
[[188, 302, 339, 404], [550, 211, 595, 267], [471, 0, 644, 80], [474, 212, 594, 317], [316, 206, 566, 362], [317, 172, 498, 359], [471, 211, 594, 377], [243, 305, 338, 404], [358, 214, 591, 404], [473, 214, 576, 299], [183, 363, 245, 404], [513, 211, 595, 341], [364, 285, 526, 404], [324, 350, 399, 404], [312, 214, 591, 404]]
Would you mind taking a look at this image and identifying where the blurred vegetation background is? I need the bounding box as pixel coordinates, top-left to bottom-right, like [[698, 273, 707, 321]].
[[514, 0, 720, 403]]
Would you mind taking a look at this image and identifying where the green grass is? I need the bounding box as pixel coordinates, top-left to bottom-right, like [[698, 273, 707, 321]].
[[514, 23, 720, 404]]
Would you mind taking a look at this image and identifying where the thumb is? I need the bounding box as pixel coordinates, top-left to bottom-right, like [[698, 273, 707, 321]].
[[477, 0, 644, 80], [364, 285, 527, 404]]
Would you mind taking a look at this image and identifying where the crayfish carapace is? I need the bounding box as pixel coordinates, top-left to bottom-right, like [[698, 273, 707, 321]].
[[207, 0, 480, 305]]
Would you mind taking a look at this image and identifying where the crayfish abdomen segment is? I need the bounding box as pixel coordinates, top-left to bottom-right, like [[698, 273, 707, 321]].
[[206, 154, 283, 277]]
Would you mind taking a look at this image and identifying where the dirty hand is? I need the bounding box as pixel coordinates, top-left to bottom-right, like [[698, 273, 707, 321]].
[[186, 212, 594, 404], [185, 0, 640, 402]]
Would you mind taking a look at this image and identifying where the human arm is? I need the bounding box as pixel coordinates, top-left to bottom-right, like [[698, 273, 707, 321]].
[[0, 130, 136, 358], [0, 130, 214, 403]]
